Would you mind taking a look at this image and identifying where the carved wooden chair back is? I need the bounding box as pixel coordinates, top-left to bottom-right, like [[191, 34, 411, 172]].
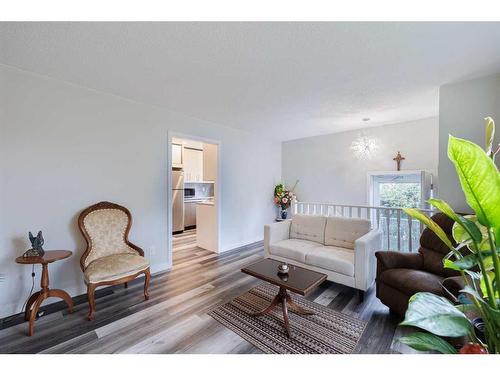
[[78, 201, 143, 271]]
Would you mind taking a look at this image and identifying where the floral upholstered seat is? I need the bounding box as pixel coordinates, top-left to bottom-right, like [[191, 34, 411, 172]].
[[84, 253, 149, 284]]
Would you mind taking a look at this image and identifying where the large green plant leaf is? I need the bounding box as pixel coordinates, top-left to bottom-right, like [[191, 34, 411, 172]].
[[429, 199, 483, 244], [443, 258, 461, 271], [398, 332, 457, 354], [485, 117, 495, 156], [452, 215, 490, 251], [444, 254, 477, 270], [444, 251, 497, 271], [403, 208, 455, 251], [482, 255, 494, 271], [456, 217, 483, 244], [480, 299, 500, 326], [480, 271, 498, 299], [447, 135, 500, 240], [400, 292, 472, 337]]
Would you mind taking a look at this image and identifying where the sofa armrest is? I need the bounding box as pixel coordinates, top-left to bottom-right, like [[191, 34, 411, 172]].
[[374, 251, 423, 299], [264, 220, 291, 256], [354, 228, 383, 291], [375, 251, 423, 272]]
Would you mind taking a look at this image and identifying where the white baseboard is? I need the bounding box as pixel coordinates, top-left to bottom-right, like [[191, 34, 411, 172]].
[[0, 302, 19, 320], [148, 238, 261, 274], [0, 262, 172, 321], [220, 237, 263, 253], [150, 261, 172, 275]]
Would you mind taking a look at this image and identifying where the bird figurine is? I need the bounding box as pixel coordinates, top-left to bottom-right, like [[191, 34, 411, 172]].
[[23, 231, 45, 257]]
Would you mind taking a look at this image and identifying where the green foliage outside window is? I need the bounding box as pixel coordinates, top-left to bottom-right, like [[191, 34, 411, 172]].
[[379, 183, 421, 208]]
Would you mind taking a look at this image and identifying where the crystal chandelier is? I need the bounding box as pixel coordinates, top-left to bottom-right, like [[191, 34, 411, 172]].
[[350, 134, 380, 159]]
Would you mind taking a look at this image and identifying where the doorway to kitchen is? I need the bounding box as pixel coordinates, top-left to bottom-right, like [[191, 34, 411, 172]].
[[167, 133, 220, 268]]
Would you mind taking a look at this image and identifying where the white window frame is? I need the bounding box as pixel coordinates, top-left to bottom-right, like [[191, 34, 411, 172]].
[[367, 170, 433, 209]]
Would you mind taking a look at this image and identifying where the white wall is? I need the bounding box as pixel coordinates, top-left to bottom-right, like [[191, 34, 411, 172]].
[[282, 118, 439, 205], [438, 73, 500, 212], [0, 65, 281, 318]]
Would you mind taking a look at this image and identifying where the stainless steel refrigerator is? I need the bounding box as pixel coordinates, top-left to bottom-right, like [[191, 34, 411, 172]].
[[172, 169, 184, 233]]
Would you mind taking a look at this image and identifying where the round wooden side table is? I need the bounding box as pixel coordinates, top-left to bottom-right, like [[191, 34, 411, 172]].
[[15, 250, 74, 336]]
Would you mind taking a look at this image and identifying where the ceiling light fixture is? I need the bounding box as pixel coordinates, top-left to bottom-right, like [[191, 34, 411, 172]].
[[350, 133, 380, 160]]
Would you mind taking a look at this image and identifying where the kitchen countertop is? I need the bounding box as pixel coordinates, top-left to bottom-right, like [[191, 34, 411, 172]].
[[184, 197, 214, 203], [196, 201, 214, 206]]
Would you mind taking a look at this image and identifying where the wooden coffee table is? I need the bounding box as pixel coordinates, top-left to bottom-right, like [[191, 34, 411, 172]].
[[241, 258, 327, 337]]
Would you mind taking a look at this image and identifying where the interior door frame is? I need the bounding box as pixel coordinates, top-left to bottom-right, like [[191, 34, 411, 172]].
[[166, 131, 222, 269]]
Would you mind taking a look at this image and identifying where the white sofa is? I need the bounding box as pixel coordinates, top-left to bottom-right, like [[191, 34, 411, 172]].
[[264, 214, 382, 299]]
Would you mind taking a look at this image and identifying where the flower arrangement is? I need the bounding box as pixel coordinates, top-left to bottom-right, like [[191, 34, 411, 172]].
[[274, 185, 293, 210], [274, 181, 298, 211], [399, 117, 500, 354]]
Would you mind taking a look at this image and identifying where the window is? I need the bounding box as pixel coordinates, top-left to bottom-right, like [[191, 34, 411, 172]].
[[368, 171, 433, 251], [369, 171, 433, 209], [371, 173, 425, 208]]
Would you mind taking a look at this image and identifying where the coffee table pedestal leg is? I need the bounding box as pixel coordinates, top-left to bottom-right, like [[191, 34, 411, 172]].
[[24, 263, 74, 336], [252, 287, 314, 337]]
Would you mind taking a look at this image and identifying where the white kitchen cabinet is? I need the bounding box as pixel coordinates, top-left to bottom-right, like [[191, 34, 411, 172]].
[[184, 148, 203, 182], [184, 201, 197, 228], [196, 202, 218, 252], [172, 143, 183, 168], [203, 143, 217, 182]]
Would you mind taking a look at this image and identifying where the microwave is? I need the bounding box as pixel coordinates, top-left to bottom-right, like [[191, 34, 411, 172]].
[[184, 188, 195, 198]]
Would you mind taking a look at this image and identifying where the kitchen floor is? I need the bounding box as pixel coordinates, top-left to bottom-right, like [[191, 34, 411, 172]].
[[173, 229, 197, 253]]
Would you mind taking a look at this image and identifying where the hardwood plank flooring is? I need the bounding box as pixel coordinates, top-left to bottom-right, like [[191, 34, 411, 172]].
[[0, 229, 409, 354]]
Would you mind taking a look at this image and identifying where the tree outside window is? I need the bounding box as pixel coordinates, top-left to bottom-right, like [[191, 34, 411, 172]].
[[379, 182, 421, 208]]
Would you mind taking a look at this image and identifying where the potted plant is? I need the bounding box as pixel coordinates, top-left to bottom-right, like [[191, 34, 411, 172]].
[[398, 117, 499, 354], [274, 182, 297, 219]]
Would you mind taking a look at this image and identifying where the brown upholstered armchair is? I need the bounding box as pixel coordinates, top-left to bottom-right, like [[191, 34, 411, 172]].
[[78, 201, 151, 320], [375, 213, 463, 316]]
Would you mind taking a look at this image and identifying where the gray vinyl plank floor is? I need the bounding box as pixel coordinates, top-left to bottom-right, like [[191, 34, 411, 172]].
[[0, 229, 410, 354]]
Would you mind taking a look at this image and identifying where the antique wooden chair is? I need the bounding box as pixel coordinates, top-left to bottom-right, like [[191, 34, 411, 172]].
[[78, 201, 150, 320]]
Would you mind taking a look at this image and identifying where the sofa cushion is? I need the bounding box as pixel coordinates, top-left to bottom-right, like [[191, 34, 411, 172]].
[[379, 268, 444, 296], [324, 216, 370, 249], [305, 246, 355, 276], [420, 248, 459, 278], [289, 214, 326, 244], [84, 253, 150, 283], [269, 239, 318, 263]]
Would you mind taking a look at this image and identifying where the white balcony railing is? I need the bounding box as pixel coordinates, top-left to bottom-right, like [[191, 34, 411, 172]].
[[291, 201, 434, 252]]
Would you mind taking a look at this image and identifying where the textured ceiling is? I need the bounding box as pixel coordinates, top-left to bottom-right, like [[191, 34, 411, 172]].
[[1, 22, 500, 141]]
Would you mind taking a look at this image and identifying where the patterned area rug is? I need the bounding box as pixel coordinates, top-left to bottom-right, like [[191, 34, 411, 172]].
[[208, 283, 367, 354]]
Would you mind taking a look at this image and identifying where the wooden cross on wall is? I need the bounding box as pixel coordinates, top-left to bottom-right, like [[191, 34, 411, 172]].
[[393, 151, 405, 171]]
